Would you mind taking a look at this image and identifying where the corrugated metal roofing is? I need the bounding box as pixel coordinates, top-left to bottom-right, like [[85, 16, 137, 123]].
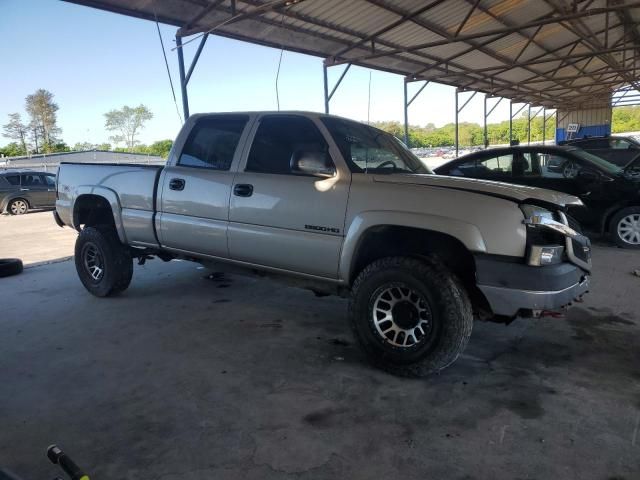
[[64, 0, 640, 109]]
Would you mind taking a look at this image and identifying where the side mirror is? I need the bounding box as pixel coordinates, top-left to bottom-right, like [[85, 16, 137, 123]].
[[577, 169, 600, 182], [290, 150, 335, 177]]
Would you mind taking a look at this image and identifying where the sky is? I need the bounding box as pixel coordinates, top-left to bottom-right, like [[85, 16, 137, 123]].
[[0, 0, 514, 147]]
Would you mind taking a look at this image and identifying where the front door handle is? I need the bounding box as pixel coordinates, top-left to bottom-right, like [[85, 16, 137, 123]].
[[169, 178, 185, 191], [233, 184, 253, 197]]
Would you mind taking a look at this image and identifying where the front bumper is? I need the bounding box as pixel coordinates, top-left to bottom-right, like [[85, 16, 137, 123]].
[[475, 256, 590, 317]]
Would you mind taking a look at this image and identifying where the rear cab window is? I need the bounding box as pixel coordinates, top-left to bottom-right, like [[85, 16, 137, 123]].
[[178, 115, 249, 170]]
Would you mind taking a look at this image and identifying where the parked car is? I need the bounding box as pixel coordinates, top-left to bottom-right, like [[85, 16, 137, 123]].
[[434, 145, 640, 248], [0, 170, 57, 215], [560, 135, 640, 167], [54, 112, 590, 376]]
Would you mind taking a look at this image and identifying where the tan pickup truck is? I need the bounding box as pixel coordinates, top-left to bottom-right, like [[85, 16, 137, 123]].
[[54, 111, 591, 376]]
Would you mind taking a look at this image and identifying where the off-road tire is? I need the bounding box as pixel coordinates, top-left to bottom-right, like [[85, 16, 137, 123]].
[[0, 258, 23, 278], [8, 198, 29, 215], [74, 226, 133, 297], [609, 206, 640, 249], [349, 256, 473, 377]]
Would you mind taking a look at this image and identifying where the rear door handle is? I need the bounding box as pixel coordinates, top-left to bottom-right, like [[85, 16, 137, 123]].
[[169, 178, 185, 191], [233, 184, 253, 197]]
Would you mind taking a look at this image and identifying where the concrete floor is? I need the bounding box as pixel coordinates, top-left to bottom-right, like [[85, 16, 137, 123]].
[[0, 210, 76, 266], [0, 216, 639, 479]]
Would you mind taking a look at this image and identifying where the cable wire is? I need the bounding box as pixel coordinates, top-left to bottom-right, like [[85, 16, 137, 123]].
[[155, 15, 183, 124]]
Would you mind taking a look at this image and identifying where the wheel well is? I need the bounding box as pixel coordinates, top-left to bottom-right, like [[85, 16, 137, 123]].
[[74, 194, 115, 229], [350, 225, 492, 318], [7, 197, 31, 207]]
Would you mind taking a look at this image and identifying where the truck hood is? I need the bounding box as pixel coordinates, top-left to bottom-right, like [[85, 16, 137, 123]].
[[373, 174, 583, 207]]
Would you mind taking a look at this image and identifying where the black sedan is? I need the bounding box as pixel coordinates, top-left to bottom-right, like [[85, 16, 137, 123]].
[[434, 146, 640, 249]]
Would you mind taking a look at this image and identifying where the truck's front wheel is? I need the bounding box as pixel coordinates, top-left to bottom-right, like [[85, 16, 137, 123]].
[[75, 226, 133, 297], [349, 256, 472, 377]]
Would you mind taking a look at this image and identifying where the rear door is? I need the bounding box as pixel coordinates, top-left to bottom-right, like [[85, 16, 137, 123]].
[[228, 114, 350, 278], [158, 114, 251, 257], [20, 173, 48, 207]]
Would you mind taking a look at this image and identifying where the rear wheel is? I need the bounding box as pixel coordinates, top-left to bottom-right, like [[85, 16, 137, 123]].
[[8, 198, 29, 215], [349, 256, 473, 377], [74, 226, 133, 296], [610, 207, 640, 249]]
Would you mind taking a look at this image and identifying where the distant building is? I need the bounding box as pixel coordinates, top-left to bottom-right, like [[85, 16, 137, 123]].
[[0, 150, 164, 172]]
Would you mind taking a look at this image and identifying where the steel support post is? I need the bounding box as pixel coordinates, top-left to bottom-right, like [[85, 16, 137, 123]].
[[509, 100, 512, 145], [176, 34, 189, 119], [483, 94, 488, 148], [403, 80, 428, 148], [323, 64, 329, 114], [403, 81, 409, 146], [455, 88, 459, 157], [542, 107, 546, 144], [323, 63, 352, 115], [527, 105, 531, 145]]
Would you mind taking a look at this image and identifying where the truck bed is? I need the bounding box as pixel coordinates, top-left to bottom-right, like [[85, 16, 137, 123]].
[[55, 162, 163, 246]]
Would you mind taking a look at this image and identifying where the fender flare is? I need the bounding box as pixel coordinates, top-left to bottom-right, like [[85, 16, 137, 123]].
[[72, 186, 128, 244], [339, 210, 487, 281]]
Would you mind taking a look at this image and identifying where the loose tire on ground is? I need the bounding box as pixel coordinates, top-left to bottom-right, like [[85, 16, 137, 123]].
[[8, 198, 29, 215], [0, 258, 23, 278], [349, 256, 473, 377], [609, 206, 640, 249], [74, 226, 133, 297]]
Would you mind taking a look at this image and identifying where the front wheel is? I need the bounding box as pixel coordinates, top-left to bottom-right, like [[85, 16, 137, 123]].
[[349, 256, 473, 377], [610, 207, 640, 249], [74, 226, 133, 296]]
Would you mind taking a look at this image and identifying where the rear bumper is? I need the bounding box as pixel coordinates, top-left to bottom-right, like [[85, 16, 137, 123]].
[[475, 255, 590, 317]]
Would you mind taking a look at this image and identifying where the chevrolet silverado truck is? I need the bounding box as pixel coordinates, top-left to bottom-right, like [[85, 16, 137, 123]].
[[54, 112, 591, 376]]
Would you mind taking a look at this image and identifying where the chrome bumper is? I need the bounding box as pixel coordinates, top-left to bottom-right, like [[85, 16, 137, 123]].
[[479, 274, 590, 317]]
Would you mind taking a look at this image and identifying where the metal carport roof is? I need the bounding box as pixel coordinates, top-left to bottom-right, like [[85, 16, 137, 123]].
[[65, 0, 639, 109]]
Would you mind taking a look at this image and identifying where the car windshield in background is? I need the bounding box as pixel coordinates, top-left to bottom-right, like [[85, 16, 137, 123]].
[[321, 117, 431, 174], [566, 147, 624, 175]]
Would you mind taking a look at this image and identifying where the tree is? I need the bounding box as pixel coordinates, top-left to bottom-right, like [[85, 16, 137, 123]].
[[2, 113, 28, 155], [73, 142, 95, 151], [0, 142, 26, 157], [25, 89, 61, 153], [104, 105, 153, 151], [148, 139, 173, 158]]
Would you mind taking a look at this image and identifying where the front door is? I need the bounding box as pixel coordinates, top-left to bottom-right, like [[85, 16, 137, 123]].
[[228, 114, 350, 278], [158, 115, 251, 257]]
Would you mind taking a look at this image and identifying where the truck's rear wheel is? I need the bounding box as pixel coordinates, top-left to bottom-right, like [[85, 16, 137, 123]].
[[349, 256, 472, 377], [74, 226, 133, 297]]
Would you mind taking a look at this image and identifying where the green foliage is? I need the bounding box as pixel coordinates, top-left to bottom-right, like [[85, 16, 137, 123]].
[[612, 106, 640, 133], [0, 142, 26, 157], [51, 142, 71, 152], [25, 89, 61, 153], [373, 113, 556, 148], [104, 104, 153, 150]]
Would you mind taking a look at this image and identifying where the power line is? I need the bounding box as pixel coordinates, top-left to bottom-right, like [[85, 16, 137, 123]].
[[155, 15, 183, 124]]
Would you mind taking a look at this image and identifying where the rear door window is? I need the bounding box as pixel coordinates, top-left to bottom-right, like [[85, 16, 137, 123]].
[[178, 115, 249, 170], [4, 175, 20, 186]]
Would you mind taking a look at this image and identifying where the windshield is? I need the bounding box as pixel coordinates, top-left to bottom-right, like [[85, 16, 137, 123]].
[[321, 117, 431, 174], [566, 147, 623, 175]]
